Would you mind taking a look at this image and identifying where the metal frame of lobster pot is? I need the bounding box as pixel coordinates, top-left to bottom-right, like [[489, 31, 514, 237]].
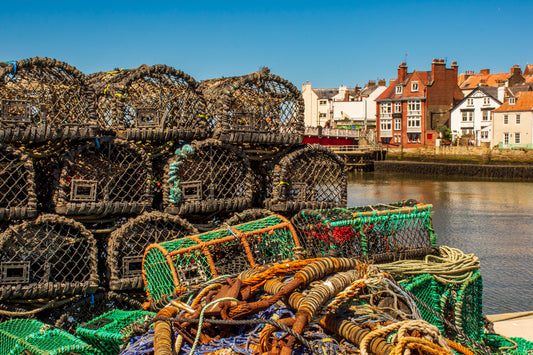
[[290, 200, 437, 261], [107, 211, 197, 292], [0, 144, 38, 220], [90, 64, 209, 141], [199, 67, 304, 145], [0, 214, 98, 301], [53, 137, 153, 216], [263, 144, 347, 213], [0, 57, 97, 143], [163, 139, 253, 216], [142, 214, 301, 306]]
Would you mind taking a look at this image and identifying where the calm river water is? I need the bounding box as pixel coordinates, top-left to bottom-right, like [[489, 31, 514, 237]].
[[347, 171, 533, 315]]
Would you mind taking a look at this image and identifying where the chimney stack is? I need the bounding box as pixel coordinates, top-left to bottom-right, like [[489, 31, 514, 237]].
[[377, 78, 386, 86], [431, 58, 446, 81], [510, 64, 522, 75], [398, 62, 408, 82], [480, 69, 490, 75]]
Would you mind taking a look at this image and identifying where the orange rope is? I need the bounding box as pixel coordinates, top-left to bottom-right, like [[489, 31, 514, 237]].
[[241, 258, 320, 290], [446, 338, 476, 355]]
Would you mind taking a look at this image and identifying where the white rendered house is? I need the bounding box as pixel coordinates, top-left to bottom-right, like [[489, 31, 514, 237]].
[[450, 87, 502, 146]]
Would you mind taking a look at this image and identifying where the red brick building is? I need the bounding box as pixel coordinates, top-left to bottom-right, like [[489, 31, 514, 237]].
[[376, 59, 464, 147]]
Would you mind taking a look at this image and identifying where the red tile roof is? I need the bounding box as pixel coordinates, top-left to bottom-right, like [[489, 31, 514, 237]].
[[493, 91, 533, 112], [459, 73, 511, 89]]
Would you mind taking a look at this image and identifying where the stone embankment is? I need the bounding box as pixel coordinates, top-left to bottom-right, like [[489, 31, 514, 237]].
[[375, 146, 533, 179]]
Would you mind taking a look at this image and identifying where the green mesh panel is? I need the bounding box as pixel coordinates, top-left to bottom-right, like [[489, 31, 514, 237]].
[[77, 309, 154, 354], [400, 271, 484, 345], [484, 334, 533, 355], [400, 274, 442, 328], [0, 319, 94, 355], [292, 200, 436, 258], [143, 214, 298, 304]]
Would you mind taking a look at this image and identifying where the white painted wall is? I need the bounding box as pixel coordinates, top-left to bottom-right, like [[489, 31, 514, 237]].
[[450, 89, 501, 146]]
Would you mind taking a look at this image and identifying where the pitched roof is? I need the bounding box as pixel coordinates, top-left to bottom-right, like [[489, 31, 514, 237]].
[[493, 91, 533, 112], [459, 73, 511, 89], [376, 71, 431, 101], [312, 88, 338, 99], [375, 79, 398, 101]]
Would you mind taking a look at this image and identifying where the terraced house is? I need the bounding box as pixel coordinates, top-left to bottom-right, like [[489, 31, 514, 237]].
[[376, 59, 463, 147], [492, 91, 533, 149]]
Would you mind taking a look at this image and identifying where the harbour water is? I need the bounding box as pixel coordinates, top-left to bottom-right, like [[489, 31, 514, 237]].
[[347, 171, 533, 315]]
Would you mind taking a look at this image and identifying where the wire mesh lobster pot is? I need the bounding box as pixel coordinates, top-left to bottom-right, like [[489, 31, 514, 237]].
[[0, 57, 97, 143], [77, 309, 155, 354], [291, 200, 436, 260], [53, 137, 153, 216], [0, 144, 38, 220], [107, 211, 198, 292], [263, 145, 347, 213], [90, 64, 209, 141], [163, 139, 253, 215], [142, 214, 301, 306], [0, 319, 94, 355], [199, 67, 304, 145], [0, 214, 98, 300]]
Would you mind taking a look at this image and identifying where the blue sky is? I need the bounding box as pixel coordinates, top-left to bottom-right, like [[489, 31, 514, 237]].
[[2, 0, 532, 88]]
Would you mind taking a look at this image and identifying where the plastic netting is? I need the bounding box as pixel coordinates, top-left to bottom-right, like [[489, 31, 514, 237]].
[[163, 139, 253, 215], [107, 211, 198, 292], [90, 64, 208, 141], [0, 57, 97, 143], [199, 67, 304, 145], [263, 145, 347, 213], [291, 200, 436, 260], [0, 214, 98, 300], [0, 319, 94, 354], [0, 144, 38, 220], [484, 334, 533, 355], [53, 137, 153, 216], [400, 271, 484, 344], [142, 214, 301, 305], [77, 309, 154, 354]]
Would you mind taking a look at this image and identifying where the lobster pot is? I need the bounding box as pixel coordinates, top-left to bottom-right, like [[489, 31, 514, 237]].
[[263, 145, 347, 213], [399, 271, 484, 343], [77, 309, 155, 354], [0, 214, 98, 300], [142, 214, 301, 305], [0, 144, 38, 220], [164, 139, 253, 215], [53, 137, 153, 216], [199, 68, 304, 145], [291, 200, 436, 260], [0, 319, 93, 355], [107, 211, 198, 291], [223, 208, 274, 226], [91, 64, 208, 141], [0, 57, 97, 143]]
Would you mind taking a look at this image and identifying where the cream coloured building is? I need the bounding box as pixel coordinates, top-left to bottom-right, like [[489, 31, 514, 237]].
[[492, 91, 533, 149]]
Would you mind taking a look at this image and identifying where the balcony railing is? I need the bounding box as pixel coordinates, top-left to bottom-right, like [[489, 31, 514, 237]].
[[407, 110, 421, 116], [380, 129, 392, 138], [406, 126, 421, 133], [305, 127, 360, 138]]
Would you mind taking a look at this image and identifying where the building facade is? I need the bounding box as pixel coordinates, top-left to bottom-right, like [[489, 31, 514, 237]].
[[450, 87, 502, 146], [302, 81, 386, 129], [492, 91, 533, 149], [376, 59, 464, 148]]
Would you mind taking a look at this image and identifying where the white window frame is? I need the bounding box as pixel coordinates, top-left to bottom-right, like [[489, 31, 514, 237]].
[[482, 110, 489, 121], [407, 100, 421, 113], [394, 118, 401, 130], [396, 85, 403, 94], [483, 97, 490, 105], [411, 81, 419, 92], [319, 113, 327, 118], [509, 97, 516, 105], [504, 133, 509, 144], [516, 114, 521, 124], [380, 119, 392, 131], [407, 116, 421, 127], [504, 115, 509, 125], [467, 98, 474, 106], [319, 100, 327, 105], [395, 102, 402, 113], [462, 111, 473, 122], [380, 102, 392, 114], [515, 132, 521, 144]]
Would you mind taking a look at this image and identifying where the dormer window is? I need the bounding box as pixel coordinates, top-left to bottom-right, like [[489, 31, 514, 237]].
[[411, 81, 419, 92], [396, 85, 403, 94], [509, 97, 516, 105]]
